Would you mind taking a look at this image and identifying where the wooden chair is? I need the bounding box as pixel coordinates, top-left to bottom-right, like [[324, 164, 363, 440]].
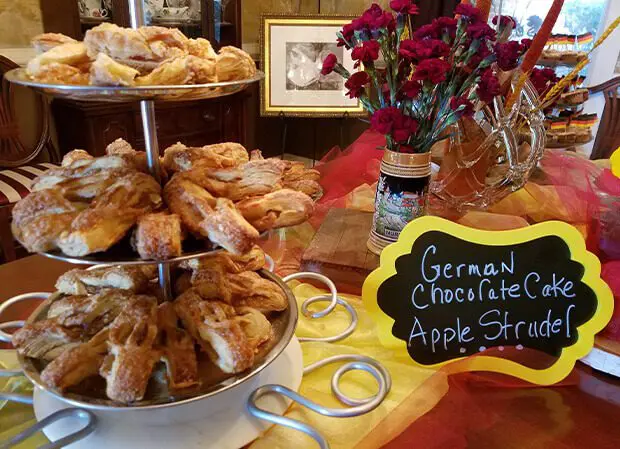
[[590, 76, 620, 160], [0, 55, 59, 262]]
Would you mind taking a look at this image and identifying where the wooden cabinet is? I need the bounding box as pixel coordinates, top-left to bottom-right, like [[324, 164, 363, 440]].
[[52, 92, 248, 156], [41, 0, 246, 156]]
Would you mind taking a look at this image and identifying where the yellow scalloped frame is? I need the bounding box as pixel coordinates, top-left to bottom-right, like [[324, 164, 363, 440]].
[[362, 216, 614, 385]]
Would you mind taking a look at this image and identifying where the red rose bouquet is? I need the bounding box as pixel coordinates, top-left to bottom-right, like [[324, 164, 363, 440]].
[[322, 1, 523, 153]]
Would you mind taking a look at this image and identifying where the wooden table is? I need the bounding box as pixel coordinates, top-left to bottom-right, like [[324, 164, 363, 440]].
[[1, 256, 619, 448]]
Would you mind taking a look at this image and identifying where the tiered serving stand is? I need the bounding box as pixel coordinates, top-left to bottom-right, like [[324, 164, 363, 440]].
[[0, 2, 391, 448]]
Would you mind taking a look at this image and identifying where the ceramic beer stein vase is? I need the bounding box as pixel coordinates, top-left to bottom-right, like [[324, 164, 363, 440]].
[[367, 149, 432, 255]]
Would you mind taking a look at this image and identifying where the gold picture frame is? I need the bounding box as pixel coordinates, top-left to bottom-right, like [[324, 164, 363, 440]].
[[260, 14, 366, 118]]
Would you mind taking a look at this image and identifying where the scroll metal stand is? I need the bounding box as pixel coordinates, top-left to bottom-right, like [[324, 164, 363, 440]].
[[247, 273, 392, 449]]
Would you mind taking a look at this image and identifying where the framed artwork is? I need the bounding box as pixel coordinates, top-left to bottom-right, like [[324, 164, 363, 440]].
[[260, 15, 366, 117]]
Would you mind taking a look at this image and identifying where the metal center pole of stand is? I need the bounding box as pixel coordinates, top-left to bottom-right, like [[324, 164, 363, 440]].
[[129, 0, 172, 301]]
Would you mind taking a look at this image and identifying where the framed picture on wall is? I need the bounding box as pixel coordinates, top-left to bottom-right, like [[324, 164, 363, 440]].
[[260, 14, 366, 117]]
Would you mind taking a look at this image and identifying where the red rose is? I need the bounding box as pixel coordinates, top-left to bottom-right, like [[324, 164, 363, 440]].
[[401, 80, 422, 98], [466, 22, 496, 41], [476, 69, 501, 103], [413, 23, 439, 40], [371, 107, 418, 142], [321, 53, 338, 75], [454, 4, 482, 21], [494, 41, 522, 71], [345, 71, 370, 98], [412, 58, 451, 84], [351, 40, 380, 67], [450, 96, 474, 117], [390, 0, 419, 15], [529, 67, 558, 96], [492, 15, 517, 28]]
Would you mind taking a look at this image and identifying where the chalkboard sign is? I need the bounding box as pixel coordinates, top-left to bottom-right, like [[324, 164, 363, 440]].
[[363, 217, 614, 385]]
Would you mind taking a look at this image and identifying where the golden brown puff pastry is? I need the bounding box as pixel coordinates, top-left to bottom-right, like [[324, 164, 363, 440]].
[[164, 174, 217, 236], [12, 319, 82, 360], [236, 189, 314, 232], [40, 328, 110, 392], [90, 53, 139, 86], [55, 266, 151, 295], [31, 33, 78, 54], [174, 289, 254, 374], [105, 138, 167, 180], [234, 306, 273, 351], [201, 198, 260, 255], [174, 271, 193, 296], [184, 159, 285, 201], [283, 179, 323, 199], [138, 26, 189, 59], [162, 142, 249, 172], [56, 173, 162, 256], [249, 149, 264, 161], [61, 150, 93, 167], [132, 212, 183, 260], [179, 245, 266, 274], [31, 155, 134, 192], [11, 190, 82, 252], [104, 295, 159, 403], [157, 303, 199, 389], [215, 46, 256, 81], [188, 266, 231, 303], [227, 271, 288, 313], [135, 55, 217, 85], [282, 161, 321, 183], [48, 289, 134, 336], [26, 42, 89, 77], [187, 38, 217, 61], [29, 62, 90, 85], [83, 23, 154, 62]]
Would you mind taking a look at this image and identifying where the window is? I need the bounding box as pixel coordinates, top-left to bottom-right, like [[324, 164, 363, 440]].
[[490, 0, 608, 75]]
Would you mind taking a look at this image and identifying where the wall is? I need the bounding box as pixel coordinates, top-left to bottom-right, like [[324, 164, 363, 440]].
[[583, 0, 620, 157], [0, 0, 43, 47]]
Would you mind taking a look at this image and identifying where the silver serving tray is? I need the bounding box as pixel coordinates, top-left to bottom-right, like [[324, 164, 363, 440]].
[[5, 68, 263, 102], [17, 269, 298, 410]]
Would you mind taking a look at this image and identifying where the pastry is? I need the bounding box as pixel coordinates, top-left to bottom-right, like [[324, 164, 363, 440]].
[[11, 189, 81, 252], [201, 198, 259, 255], [235, 306, 273, 351], [162, 142, 249, 172], [135, 55, 217, 85], [249, 149, 264, 161], [184, 159, 285, 201], [236, 189, 314, 232], [103, 295, 159, 403], [132, 212, 183, 260], [283, 179, 323, 198], [174, 289, 254, 373], [55, 266, 151, 295], [164, 175, 258, 254], [61, 150, 93, 167], [227, 271, 288, 313], [29, 62, 89, 85], [187, 38, 217, 61], [179, 245, 266, 274], [40, 328, 110, 392], [12, 319, 81, 360], [560, 88, 589, 105], [90, 53, 139, 86], [157, 303, 200, 389], [138, 26, 188, 60], [84, 23, 156, 65], [56, 173, 162, 256], [26, 42, 89, 77], [215, 46, 256, 81], [31, 33, 78, 54]]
